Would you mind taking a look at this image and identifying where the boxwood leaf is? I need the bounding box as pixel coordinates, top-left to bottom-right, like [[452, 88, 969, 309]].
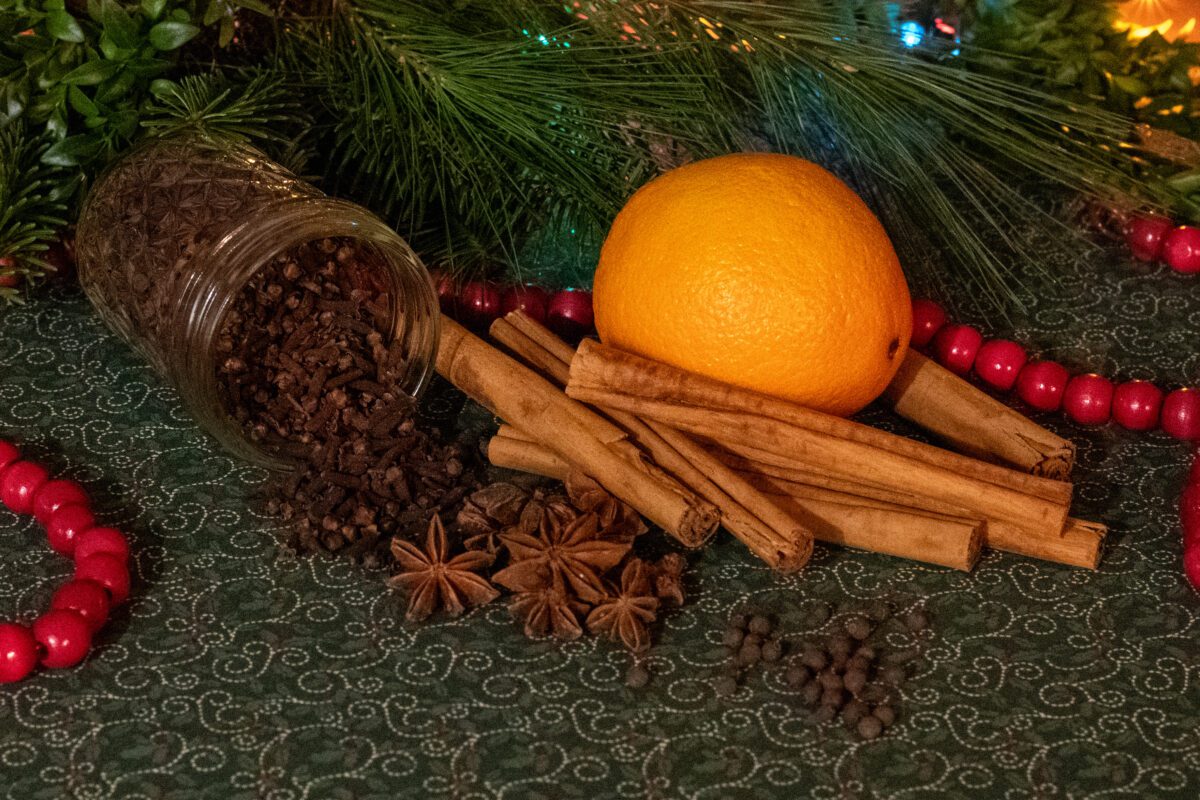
[[45, 10, 85, 43], [148, 21, 200, 51]]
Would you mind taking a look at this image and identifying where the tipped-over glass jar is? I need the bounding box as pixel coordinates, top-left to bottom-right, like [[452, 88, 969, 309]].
[[76, 134, 439, 467]]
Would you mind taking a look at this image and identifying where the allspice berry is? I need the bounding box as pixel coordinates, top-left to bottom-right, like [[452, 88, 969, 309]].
[[844, 669, 868, 695], [879, 665, 906, 685], [857, 715, 884, 740], [814, 704, 838, 723], [842, 699, 869, 726], [625, 663, 650, 688], [785, 664, 811, 688], [722, 627, 745, 648], [818, 670, 843, 690], [761, 639, 783, 663], [800, 681, 822, 705], [854, 645, 877, 662], [845, 615, 872, 641], [828, 635, 853, 660], [800, 648, 827, 672], [873, 705, 897, 727], [714, 675, 739, 698], [730, 613, 750, 630], [847, 656, 871, 675], [743, 632, 763, 648], [820, 687, 845, 708], [905, 609, 929, 632], [737, 642, 762, 667], [748, 615, 773, 636]]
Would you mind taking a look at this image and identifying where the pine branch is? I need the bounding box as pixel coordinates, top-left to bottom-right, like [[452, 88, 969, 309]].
[[140, 72, 302, 145], [0, 125, 70, 302]]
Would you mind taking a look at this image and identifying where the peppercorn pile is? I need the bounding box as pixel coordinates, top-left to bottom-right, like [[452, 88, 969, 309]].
[[216, 237, 481, 566], [714, 601, 930, 740]]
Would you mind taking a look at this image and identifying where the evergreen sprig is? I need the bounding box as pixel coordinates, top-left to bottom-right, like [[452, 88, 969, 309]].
[[0, 0, 1196, 312], [0, 125, 70, 300]]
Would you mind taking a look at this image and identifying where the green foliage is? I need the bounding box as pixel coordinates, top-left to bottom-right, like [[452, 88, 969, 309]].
[[958, 0, 1200, 219], [0, 124, 69, 300], [0, 0, 269, 171], [0, 0, 1195, 311], [961, 0, 1198, 134]]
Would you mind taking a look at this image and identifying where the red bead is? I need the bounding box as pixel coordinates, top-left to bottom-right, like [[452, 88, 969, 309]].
[[1062, 373, 1114, 426], [1125, 215, 1173, 262], [0, 440, 19, 472], [1162, 226, 1200, 274], [0, 460, 50, 515], [1112, 380, 1163, 431], [1161, 388, 1200, 440], [1184, 545, 1200, 592], [51, 580, 111, 633], [458, 282, 502, 329], [910, 299, 947, 348], [932, 324, 982, 375], [546, 289, 595, 341], [974, 339, 1026, 391], [73, 527, 129, 563], [31, 479, 89, 525], [45, 504, 95, 556], [0, 623, 38, 683], [32, 610, 92, 669], [500, 284, 550, 325], [75, 553, 130, 604], [1016, 361, 1069, 412], [431, 271, 458, 316]]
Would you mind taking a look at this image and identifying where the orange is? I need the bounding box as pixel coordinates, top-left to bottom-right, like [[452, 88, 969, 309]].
[[593, 152, 911, 417]]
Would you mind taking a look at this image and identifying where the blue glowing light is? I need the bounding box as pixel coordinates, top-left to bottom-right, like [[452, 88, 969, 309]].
[[899, 20, 924, 48]]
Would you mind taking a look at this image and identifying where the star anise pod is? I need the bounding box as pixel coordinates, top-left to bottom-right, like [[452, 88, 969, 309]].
[[652, 552, 687, 608], [501, 564, 588, 640], [586, 559, 659, 652], [389, 515, 499, 622], [492, 510, 631, 603], [565, 472, 647, 541], [457, 482, 530, 554]]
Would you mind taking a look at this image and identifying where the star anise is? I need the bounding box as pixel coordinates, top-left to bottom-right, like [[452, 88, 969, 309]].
[[586, 559, 660, 652], [652, 552, 687, 608], [492, 510, 631, 603], [389, 515, 499, 621], [565, 472, 647, 541], [503, 565, 588, 640], [456, 482, 531, 554]]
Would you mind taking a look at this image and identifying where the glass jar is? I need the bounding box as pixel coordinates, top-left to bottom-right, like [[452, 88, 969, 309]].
[[76, 134, 439, 468]]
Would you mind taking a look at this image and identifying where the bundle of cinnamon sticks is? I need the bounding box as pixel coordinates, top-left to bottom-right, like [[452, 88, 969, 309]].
[[434, 310, 1105, 575]]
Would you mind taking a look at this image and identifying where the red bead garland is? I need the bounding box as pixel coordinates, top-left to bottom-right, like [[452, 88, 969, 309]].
[[910, 296, 1198, 591], [1124, 215, 1200, 274], [429, 271, 596, 340], [0, 440, 130, 682]]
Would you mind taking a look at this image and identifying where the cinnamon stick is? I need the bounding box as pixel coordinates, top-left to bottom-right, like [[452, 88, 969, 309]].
[[567, 362, 1071, 544], [568, 339, 1072, 507], [488, 432, 982, 571], [884, 350, 1075, 479], [710, 444, 1103, 569], [490, 313, 814, 572], [435, 315, 719, 545]]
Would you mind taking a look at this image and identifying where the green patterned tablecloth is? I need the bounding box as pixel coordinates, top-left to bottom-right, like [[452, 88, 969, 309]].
[[2, 248, 1199, 798]]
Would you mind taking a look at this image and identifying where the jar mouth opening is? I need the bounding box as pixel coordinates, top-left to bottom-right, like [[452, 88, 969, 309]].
[[176, 199, 439, 470]]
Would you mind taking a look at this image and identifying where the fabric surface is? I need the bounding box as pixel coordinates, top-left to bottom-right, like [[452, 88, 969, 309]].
[[2, 249, 1199, 798]]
